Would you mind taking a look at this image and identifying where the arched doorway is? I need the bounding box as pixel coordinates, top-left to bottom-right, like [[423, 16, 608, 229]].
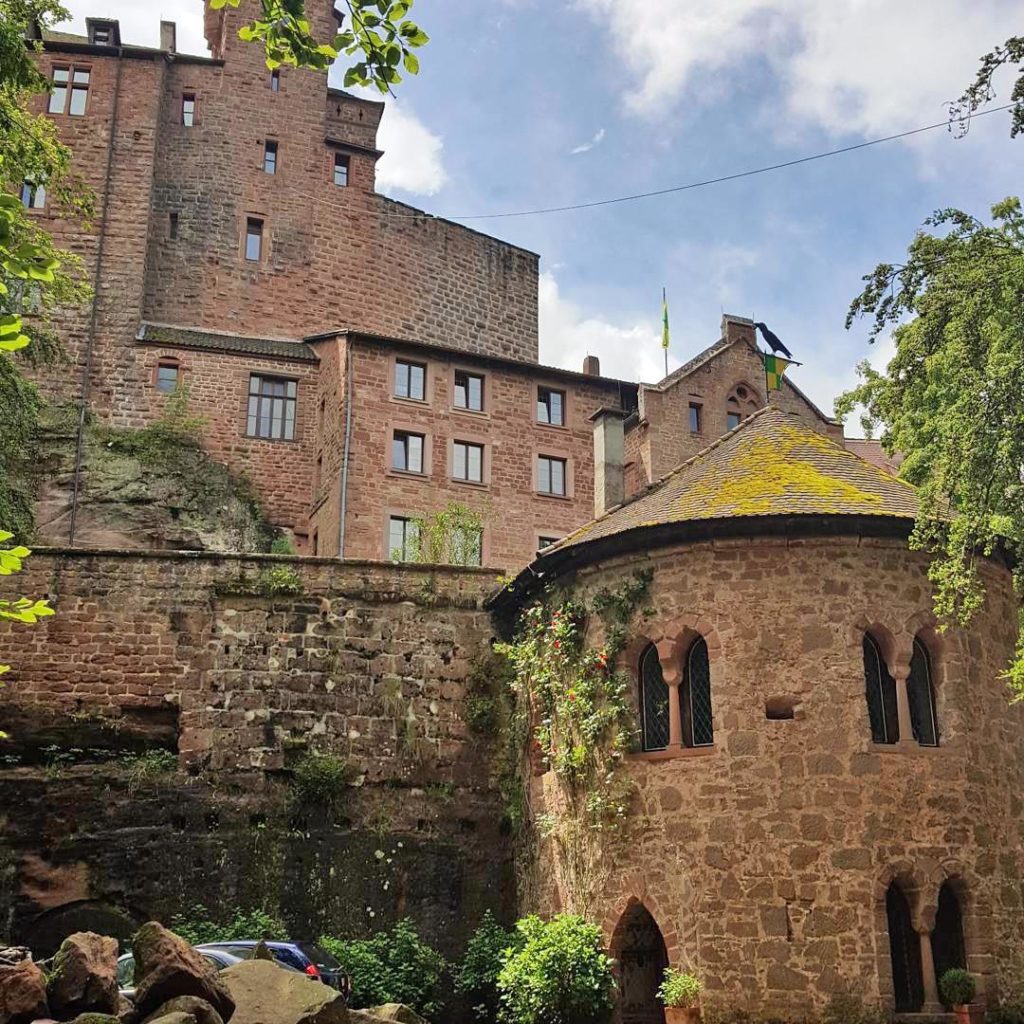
[[612, 902, 668, 1024], [887, 882, 924, 1012], [932, 881, 967, 1005]]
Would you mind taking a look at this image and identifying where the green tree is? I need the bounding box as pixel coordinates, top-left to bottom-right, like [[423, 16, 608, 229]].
[[212, 0, 428, 91], [953, 35, 1024, 138], [836, 197, 1024, 695]]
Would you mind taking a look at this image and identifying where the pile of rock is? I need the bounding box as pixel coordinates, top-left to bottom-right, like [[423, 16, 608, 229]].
[[0, 923, 429, 1024]]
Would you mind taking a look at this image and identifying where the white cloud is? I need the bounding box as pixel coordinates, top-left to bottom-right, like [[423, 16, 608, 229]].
[[570, 127, 607, 155], [373, 101, 449, 197], [577, 0, 1018, 139], [56, 1, 207, 56]]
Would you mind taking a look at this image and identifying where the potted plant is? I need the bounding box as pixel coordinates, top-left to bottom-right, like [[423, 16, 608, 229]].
[[657, 967, 703, 1024], [941, 968, 984, 1024]]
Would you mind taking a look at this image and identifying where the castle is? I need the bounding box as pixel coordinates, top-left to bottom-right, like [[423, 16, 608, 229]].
[[3, 4, 1023, 1022]]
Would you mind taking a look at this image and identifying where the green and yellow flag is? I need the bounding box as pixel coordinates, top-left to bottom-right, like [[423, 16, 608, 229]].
[[763, 352, 792, 391], [661, 288, 670, 350]]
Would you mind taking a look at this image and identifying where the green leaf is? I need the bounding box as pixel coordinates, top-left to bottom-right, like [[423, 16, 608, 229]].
[[0, 336, 29, 352], [402, 50, 419, 74]]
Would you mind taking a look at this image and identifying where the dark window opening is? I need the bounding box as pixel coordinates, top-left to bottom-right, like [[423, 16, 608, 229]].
[[689, 403, 702, 433], [182, 93, 196, 127], [263, 140, 278, 174], [333, 153, 349, 187], [537, 455, 567, 496], [639, 644, 669, 751], [245, 218, 263, 262], [246, 374, 296, 440], [864, 634, 899, 744], [538, 535, 560, 549], [611, 902, 669, 1024], [392, 430, 425, 474], [537, 387, 565, 426], [682, 635, 714, 747], [169, 212, 178, 239], [394, 359, 426, 401], [454, 371, 484, 411], [270, 69, 280, 91], [932, 881, 967, 1007], [908, 637, 939, 746], [887, 882, 924, 1012], [453, 440, 483, 483]]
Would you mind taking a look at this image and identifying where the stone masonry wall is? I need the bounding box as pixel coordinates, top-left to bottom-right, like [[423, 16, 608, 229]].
[[523, 534, 1024, 1016], [0, 550, 509, 958]]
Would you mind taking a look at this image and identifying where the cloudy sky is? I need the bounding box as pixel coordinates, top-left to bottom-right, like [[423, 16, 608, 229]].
[[57, 0, 1023, 422]]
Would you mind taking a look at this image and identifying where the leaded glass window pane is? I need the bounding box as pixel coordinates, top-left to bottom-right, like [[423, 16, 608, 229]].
[[685, 636, 714, 747], [640, 644, 669, 751], [907, 638, 938, 746], [863, 634, 899, 744]]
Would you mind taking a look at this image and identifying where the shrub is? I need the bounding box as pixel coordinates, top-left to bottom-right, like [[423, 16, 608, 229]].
[[940, 969, 977, 1007], [455, 910, 523, 1021], [821, 994, 887, 1024], [319, 919, 447, 1020], [496, 914, 615, 1024], [291, 751, 353, 806], [658, 968, 702, 1008], [989, 1004, 1024, 1024], [169, 905, 287, 946]]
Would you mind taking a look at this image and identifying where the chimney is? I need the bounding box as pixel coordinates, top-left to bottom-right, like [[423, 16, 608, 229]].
[[160, 20, 177, 52], [590, 408, 627, 517], [582, 354, 601, 377], [721, 313, 756, 347]]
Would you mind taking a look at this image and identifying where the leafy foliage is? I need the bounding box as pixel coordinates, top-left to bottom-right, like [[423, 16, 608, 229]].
[[496, 914, 615, 1024], [952, 36, 1024, 139], [837, 199, 1024, 695], [657, 968, 702, 1009], [211, 0, 428, 92], [940, 968, 978, 1007], [169, 904, 287, 946], [123, 749, 178, 794], [396, 502, 486, 567], [319, 919, 447, 1019], [455, 911, 523, 1022], [290, 751, 353, 806], [820, 993, 887, 1024]]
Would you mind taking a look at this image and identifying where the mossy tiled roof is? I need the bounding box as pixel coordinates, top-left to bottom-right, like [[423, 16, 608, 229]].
[[137, 323, 318, 363], [551, 407, 917, 553]]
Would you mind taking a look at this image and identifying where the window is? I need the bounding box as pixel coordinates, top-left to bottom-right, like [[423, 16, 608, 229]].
[[69, 68, 90, 115], [182, 93, 196, 127], [92, 26, 110, 44], [270, 69, 280, 91], [245, 218, 263, 262], [451, 526, 482, 567], [20, 182, 45, 210], [537, 455, 567, 496], [392, 430, 425, 473], [169, 212, 178, 239], [246, 375, 296, 440], [639, 644, 669, 751], [388, 516, 420, 561], [311, 529, 318, 556], [907, 637, 938, 746], [454, 371, 483, 411], [887, 882, 924, 1012], [538, 535, 560, 549], [863, 634, 899, 744], [537, 387, 565, 426], [682, 636, 714, 747], [688, 403, 701, 433], [314, 454, 323, 493], [155, 361, 179, 393], [726, 410, 741, 430], [453, 441, 484, 483], [932, 881, 967, 1000], [49, 66, 89, 116], [333, 153, 349, 187], [48, 67, 69, 114], [394, 359, 426, 401], [726, 383, 759, 432], [263, 140, 277, 174]]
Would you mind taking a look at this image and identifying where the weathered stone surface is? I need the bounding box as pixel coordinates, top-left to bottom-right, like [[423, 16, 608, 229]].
[[0, 958, 48, 1023], [366, 1007, 428, 1024], [47, 931, 120, 1017], [142, 996, 224, 1024], [68, 1014, 122, 1024], [220, 960, 347, 1024], [132, 923, 234, 1021], [142, 1014, 196, 1024]]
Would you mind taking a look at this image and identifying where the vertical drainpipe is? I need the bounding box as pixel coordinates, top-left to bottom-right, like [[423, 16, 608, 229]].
[[337, 339, 354, 558], [68, 47, 124, 546]]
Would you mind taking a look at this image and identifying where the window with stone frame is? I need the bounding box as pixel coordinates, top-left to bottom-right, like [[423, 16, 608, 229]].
[[49, 66, 90, 116], [392, 430, 425, 474], [245, 218, 263, 262], [182, 93, 196, 127], [155, 360, 180, 393], [395, 359, 426, 401], [388, 515, 420, 561], [863, 633, 899, 744], [537, 455, 567, 496], [454, 371, 484, 411], [537, 386, 565, 425], [246, 374, 296, 440], [907, 636, 939, 746], [263, 140, 278, 174], [726, 383, 759, 431], [682, 635, 714, 747], [333, 152, 350, 187], [639, 643, 669, 751], [453, 440, 484, 483]]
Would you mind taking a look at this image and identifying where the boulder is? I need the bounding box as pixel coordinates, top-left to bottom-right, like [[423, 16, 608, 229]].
[[0, 948, 31, 968], [141, 1014, 196, 1024], [68, 1015, 122, 1024], [220, 960, 347, 1024], [0, 957, 48, 1023], [366, 1009, 427, 1024], [142, 996, 224, 1024], [48, 932, 120, 1017], [131, 923, 234, 1022]]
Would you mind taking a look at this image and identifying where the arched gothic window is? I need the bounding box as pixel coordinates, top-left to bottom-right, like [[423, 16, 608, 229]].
[[639, 644, 669, 751], [887, 881, 924, 1012], [726, 383, 760, 431], [907, 636, 939, 746], [932, 880, 967, 1002], [682, 636, 714, 747], [864, 634, 899, 744]]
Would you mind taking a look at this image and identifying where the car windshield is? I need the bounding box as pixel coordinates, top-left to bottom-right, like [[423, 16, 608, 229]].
[[298, 943, 341, 970]]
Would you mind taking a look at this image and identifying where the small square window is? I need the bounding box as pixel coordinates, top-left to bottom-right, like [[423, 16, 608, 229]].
[[538, 455, 567, 496], [689, 403, 702, 433], [263, 140, 277, 174], [454, 371, 483, 412], [245, 218, 263, 262], [395, 359, 426, 401], [20, 182, 46, 210], [389, 516, 420, 562], [270, 69, 280, 91], [155, 362, 179, 393], [453, 441, 484, 483], [537, 387, 565, 426], [333, 153, 349, 187], [182, 94, 196, 127], [392, 430, 425, 474]]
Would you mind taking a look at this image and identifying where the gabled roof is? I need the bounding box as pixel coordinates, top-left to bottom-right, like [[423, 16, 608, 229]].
[[548, 406, 917, 554]]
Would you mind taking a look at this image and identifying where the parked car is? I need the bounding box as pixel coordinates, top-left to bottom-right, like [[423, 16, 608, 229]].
[[116, 946, 247, 999], [198, 941, 347, 992]]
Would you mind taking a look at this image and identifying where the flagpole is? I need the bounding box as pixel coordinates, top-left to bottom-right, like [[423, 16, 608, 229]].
[[662, 287, 668, 377]]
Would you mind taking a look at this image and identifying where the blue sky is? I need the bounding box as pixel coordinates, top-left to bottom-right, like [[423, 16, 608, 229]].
[[59, 0, 1024, 422]]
